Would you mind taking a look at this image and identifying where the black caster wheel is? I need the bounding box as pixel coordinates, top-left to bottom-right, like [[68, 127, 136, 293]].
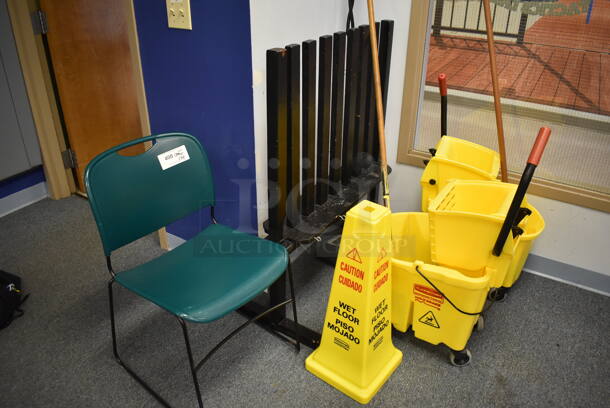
[[449, 349, 471, 367], [488, 287, 508, 302], [475, 315, 485, 332]]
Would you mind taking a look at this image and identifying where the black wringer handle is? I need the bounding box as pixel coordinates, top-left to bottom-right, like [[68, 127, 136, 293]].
[[493, 127, 551, 257]]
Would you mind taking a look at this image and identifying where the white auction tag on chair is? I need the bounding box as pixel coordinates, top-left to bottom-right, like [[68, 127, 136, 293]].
[[157, 145, 190, 170]]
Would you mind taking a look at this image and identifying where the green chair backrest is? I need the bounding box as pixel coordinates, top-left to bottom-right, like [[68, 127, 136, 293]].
[[85, 133, 215, 255]]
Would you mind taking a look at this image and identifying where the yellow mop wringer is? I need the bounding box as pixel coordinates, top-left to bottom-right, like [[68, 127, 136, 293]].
[[391, 127, 551, 366]]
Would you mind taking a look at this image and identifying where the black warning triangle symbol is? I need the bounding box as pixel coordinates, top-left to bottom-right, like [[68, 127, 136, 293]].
[[418, 311, 440, 328], [346, 247, 362, 264]]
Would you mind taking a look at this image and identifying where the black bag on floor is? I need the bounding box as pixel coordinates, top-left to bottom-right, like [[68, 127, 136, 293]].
[[0, 270, 28, 329]]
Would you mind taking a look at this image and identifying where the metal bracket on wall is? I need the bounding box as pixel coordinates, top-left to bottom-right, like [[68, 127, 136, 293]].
[[61, 149, 76, 169], [31, 10, 48, 35]]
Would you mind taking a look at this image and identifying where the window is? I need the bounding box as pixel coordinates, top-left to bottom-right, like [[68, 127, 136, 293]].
[[398, 0, 610, 212]]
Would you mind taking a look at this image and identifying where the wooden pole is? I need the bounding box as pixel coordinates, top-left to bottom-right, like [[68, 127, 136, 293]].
[[482, 0, 508, 182], [366, 0, 391, 208]]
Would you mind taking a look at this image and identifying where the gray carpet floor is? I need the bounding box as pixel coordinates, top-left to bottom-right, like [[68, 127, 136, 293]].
[[0, 196, 608, 407]]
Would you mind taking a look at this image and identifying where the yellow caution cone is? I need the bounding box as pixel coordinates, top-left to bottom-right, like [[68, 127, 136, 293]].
[[306, 200, 402, 404]]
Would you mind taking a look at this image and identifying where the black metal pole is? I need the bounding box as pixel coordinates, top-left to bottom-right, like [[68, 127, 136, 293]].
[[364, 23, 380, 168], [342, 28, 360, 186], [302, 40, 317, 216], [329, 31, 346, 186], [355, 25, 371, 174], [286, 44, 301, 227], [439, 73, 448, 137], [379, 20, 394, 123], [433, 0, 445, 37], [517, 13, 528, 44], [317, 35, 332, 204], [266, 48, 288, 242]]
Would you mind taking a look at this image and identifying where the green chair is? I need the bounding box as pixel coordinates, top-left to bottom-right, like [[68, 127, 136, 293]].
[[85, 133, 299, 407]]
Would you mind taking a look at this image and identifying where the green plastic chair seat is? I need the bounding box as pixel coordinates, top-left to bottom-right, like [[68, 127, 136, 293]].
[[116, 223, 288, 323]]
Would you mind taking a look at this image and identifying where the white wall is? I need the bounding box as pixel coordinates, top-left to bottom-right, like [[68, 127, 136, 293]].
[[525, 195, 610, 276], [249, 0, 610, 278]]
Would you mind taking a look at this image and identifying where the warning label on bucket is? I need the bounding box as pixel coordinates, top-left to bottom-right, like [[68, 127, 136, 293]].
[[413, 284, 444, 310], [418, 311, 440, 328]]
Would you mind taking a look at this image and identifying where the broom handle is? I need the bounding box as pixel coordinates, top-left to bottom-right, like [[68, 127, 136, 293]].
[[483, 0, 508, 182], [367, 0, 390, 209]]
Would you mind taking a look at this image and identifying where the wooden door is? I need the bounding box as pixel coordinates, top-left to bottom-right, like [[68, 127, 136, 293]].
[[40, 0, 144, 190]]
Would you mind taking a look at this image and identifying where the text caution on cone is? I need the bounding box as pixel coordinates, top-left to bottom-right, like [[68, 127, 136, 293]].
[[306, 200, 402, 404]]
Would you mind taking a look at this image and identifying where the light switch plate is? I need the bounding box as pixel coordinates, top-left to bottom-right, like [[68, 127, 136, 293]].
[[166, 0, 192, 30]]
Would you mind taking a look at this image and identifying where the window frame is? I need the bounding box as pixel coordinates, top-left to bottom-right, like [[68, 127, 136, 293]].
[[397, 0, 610, 213]]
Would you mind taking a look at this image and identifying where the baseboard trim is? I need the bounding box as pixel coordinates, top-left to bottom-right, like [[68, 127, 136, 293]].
[[0, 182, 48, 218], [523, 254, 609, 297], [166, 232, 186, 250]]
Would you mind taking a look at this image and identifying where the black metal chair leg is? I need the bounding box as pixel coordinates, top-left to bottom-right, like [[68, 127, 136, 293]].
[[107, 280, 172, 407], [286, 263, 301, 352], [177, 318, 204, 408], [108, 280, 119, 359], [106, 278, 297, 408], [195, 299, 293, 372]]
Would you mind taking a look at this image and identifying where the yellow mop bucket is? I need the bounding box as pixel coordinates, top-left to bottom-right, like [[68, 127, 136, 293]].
[[391, 212, 489, 364], [420, 136, 500, 211]]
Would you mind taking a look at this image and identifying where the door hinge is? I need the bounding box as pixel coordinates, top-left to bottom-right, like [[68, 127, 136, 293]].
[[32, 10, 48, 35], [61, 149, 77, 169]]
